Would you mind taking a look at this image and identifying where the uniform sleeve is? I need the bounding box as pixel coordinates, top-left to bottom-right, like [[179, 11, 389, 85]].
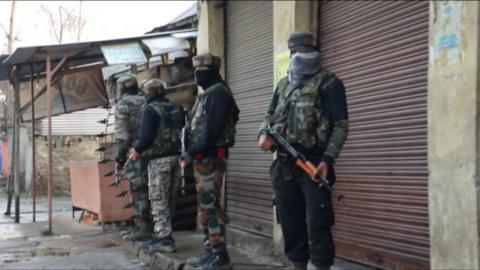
[[322, 78, 349, 164], [134, 105, 160, 153], [257, 87, 279, 137], [188, 88, 232, 155], [114, 101, 131, 164]]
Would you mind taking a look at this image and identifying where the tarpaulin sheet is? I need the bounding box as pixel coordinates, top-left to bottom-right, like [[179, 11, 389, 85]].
[[20, 67, 108, 121]]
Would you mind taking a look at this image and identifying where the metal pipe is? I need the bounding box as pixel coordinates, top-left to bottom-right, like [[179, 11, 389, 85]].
[[5, 66, 16, 216], [46, 55, 53, 233], [30, 64, 36, 222], [13, 67, 20, 223]]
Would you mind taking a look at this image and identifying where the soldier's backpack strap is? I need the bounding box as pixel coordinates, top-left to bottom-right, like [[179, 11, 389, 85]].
[[149, 101, 167, 131]]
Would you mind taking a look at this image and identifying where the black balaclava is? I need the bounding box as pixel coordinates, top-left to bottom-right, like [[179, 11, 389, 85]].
[[194, 67, 222, 89]]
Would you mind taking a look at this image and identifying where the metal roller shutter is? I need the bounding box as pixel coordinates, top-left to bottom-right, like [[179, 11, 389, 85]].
[[319, 1, 429, 269], [225, 1, 274, 237]]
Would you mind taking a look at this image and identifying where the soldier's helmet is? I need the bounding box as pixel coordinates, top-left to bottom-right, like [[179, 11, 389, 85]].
[[288, 31, 316, 51], [192, 53, 221, 69], [116, 74, 138, 95], [140, 78, 166, 96]]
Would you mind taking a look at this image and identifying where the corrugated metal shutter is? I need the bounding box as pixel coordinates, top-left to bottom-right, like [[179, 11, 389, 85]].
[[40, 107, 114, 136], [225, 1, 274, 237], [319, 1, 429, 269]]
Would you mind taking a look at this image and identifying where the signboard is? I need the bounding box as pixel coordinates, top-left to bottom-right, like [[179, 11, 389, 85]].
[[101, 42, 147, 65], [142, 36, 190, 56]]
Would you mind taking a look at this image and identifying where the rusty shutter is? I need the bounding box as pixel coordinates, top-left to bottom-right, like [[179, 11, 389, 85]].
[[225, 1, 274, 237], [319, 1, 429, 269]]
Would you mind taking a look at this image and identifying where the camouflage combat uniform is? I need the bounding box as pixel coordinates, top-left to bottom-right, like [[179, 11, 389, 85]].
[[188, 81, 237, 246], [133, 78, 185, 252], [258, 32, 349, 270], [114, 75, 151, 232], [142, 98, 184, 239], [185, 53, 239, 270]]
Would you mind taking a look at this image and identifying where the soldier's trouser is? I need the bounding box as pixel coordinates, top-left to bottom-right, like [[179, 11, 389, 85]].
[[193, 158, 226, 247], [148, 155, 180, 239], [127, 159, 151, 224], [271, 157, 335, 267]]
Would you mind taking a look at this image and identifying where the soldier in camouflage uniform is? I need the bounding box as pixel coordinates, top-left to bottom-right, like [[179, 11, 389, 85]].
[[182, 53, 239, 270], [114, 74, 152, 242], [129, 79, 184, 253], [258, 32, 349, 270]]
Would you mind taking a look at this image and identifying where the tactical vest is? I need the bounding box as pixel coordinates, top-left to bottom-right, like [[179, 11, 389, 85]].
[[142, 99, 184, 159], [115, 94, 145, 142], [189, 82, 239, 149], [270, 71, 336, 149]]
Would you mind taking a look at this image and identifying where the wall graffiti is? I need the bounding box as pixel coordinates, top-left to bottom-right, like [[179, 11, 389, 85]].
[[434, 1, 463, 65]]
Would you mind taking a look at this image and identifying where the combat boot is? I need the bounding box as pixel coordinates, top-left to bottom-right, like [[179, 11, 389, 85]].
[[292, 261, 307, 270], [314, 266, 331, 270], [148, 235, 176, 253], [122, 219, 152, 242], [185, 246, 213, 268], [200, 245, 232, 270], [120, 225, 138, 237]]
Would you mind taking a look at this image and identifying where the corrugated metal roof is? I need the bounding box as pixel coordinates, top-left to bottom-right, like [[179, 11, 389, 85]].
[[40, 107, 115, 136], [148, 4, 198, 33], [169, 3, 197, 23], [0, 28, 197, 81], [3, 28, 196, 65]]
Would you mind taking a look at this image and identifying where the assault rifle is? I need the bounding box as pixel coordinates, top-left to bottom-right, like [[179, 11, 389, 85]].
[[111, 158, 130, 187], [264, 129, 344, 200]]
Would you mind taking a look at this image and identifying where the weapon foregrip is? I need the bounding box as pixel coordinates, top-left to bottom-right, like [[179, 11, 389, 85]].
[[295, 160, 315, 179]]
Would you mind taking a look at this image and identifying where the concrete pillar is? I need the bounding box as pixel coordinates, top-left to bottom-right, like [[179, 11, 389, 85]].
[[428, 1, 480, 268], [272, 0, 318, 256], [196, 0, 225, 78]]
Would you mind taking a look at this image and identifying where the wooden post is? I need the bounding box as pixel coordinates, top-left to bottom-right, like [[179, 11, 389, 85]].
[[7, 0, 16, 53]]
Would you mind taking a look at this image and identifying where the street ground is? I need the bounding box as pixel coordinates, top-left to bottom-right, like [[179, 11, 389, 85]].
[[0, 193, 373, 270], [0, 194, 147, 270]]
